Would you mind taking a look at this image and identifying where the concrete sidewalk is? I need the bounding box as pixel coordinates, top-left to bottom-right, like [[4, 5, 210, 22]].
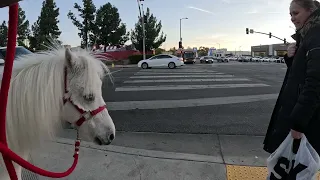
[[21, 131, 275, 180], [27, 138, 225, 180]]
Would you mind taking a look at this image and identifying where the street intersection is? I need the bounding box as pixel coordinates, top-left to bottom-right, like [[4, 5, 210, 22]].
[[104, 62, 286, 136], [26, 62, 294, 180]]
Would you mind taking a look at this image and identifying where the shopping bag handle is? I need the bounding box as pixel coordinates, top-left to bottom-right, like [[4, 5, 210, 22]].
[[292, 138, 301, 154]]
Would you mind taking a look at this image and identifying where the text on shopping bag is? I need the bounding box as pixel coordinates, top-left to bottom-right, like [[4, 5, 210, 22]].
[[270, 157, 307, 179]]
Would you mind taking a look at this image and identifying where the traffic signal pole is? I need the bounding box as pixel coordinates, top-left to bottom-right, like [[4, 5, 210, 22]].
[[246, 28, 288, 45]]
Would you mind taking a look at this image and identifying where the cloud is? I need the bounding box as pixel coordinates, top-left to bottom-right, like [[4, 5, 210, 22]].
[[245, 9, 282, 14], [188, 6, 214, 15], [246, 10, 258, 14], [221, 0, 231, 3]]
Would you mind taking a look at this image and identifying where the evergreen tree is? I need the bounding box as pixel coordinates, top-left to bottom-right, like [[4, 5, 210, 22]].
[[0, 21, 8, 47], [94, 2, 129, 51], [131, 8, 166, 51], [29, 0, 61, 50], [67, 0, 96, 48], [17, 5, 30, 47]]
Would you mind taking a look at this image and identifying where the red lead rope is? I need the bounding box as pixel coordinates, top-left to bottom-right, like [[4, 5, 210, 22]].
[[0, 3, 79, 179]]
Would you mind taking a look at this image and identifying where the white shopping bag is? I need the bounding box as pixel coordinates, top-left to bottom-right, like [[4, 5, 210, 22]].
[[267, 133, 320, 180]]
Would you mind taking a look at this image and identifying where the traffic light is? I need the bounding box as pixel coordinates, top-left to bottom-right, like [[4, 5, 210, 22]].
[[179, 41, 182, 49], [284, 38, 286, 44], [269, 32, 272, 38], [246, 28, 249, 34]]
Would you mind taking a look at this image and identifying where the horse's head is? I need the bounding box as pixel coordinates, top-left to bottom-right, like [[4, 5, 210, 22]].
[[62, 48, 115, 145]]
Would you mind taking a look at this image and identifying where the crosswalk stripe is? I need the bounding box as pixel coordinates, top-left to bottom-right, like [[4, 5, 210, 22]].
[[115, 83, 269, 92], [135, 72, 224, 75], [130, 75, 234, 78], [107, 93, 278, 110], [139, 70, 217, 73], [123, 78, 250, 83]]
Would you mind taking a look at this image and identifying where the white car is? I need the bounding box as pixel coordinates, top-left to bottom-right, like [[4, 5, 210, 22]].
[[199, 56, 214, 63], [138, 54, 184, 69]]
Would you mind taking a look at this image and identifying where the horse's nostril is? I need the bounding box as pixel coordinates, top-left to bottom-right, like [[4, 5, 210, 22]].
[[109, 134, 115, 141]]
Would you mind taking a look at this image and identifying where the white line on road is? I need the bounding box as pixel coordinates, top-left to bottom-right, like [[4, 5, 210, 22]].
[[108, 69, 123, 74], [107, 93, 278, 110], [124, 78, 250, 83], [135, 72, 224, 75], [130, 75, 234, 78], [139, 70, 217, 73], [115, 83, 269, 92]]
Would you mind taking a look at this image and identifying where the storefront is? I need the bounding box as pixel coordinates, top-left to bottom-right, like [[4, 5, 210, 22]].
[[251, 43, 287, 57]]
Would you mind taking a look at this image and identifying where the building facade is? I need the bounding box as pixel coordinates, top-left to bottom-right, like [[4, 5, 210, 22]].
[[251, 43, 287, 57]]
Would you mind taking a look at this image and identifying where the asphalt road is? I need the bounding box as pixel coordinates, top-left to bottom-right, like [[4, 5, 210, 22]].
[[103, 61, 287, 136]]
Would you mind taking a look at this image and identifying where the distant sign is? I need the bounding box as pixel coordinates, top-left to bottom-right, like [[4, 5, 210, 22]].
[[193, 47, 197, 52]]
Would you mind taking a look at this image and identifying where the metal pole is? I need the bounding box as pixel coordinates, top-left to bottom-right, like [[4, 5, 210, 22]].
[[141, 3, 146, 60], [180, 19, 182, 41]]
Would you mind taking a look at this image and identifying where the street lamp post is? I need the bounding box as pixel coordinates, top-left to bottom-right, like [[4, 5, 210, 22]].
[[141, 3, 146, 60], [179, 17, 188, 47], [137, 0, 146, 60]]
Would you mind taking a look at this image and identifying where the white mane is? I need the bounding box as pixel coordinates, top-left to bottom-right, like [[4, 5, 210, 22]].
[[1, 46, 112, 155]]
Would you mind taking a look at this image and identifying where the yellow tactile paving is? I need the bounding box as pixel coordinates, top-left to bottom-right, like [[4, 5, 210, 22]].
[[226, 165, 320, 180]]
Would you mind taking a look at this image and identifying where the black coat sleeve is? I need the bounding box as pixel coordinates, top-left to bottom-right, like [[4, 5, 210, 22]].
[[290, 26, 320, 133], [284, 53, 293, 67]]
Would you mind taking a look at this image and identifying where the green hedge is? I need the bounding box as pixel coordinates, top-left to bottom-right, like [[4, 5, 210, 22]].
[[128, 54, 154, 64]]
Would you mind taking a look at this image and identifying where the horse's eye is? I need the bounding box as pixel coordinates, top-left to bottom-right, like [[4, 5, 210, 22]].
[[84, 93, 95, 101]]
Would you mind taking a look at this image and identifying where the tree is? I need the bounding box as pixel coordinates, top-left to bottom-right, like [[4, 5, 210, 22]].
[[131, 7, 166, 52], [169, 47, 177, 54], [0, 21, 8, 47], [155, 47, 165, 55], [94, 2, 129, 51], [28, 20, 40, 50], [29, 0, 61, 50], [68, 0, 96, 48], [17, 5, 30, 47], [198, 46, 209, 56]]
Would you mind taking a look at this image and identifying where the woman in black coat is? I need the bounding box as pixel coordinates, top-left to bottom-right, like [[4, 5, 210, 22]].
[[263, 0, 320, 155]]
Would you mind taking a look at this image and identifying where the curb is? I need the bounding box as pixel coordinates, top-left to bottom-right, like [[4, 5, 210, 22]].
[[55, 137, 223, 164], [108, 65, 137, 68]]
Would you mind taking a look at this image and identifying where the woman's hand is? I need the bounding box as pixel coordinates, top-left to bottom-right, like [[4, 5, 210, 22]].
[[287, 43, 297, 58], [291, 129, 302, 139]]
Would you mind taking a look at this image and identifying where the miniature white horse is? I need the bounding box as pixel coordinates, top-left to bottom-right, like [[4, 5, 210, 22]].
[[0, 46, 116, 180]]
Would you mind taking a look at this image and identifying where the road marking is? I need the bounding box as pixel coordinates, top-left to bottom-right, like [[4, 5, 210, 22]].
[[106, 93, 278, 110], [139, 70, 218, 73], [135, 72, 223, 75], [109, 69, 123, 74], [124, 78, 250, 83], [131, 75, 234, 78], [115, 83, 269, 92]]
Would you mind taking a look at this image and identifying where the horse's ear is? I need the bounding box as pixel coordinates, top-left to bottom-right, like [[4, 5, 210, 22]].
[[65, 48, 74, 68]]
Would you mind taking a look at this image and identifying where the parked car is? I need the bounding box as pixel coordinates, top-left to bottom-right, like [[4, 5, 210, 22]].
[[200, 56, 214, 63], [137, 54, 184, 69], [217, 57, 229, 63], [0, 46, 33, 64]]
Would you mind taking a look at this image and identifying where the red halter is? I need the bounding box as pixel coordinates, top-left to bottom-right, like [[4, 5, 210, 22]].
[[63, 67, 106, 127]]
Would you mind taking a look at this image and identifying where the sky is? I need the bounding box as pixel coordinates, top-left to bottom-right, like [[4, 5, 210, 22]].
[[0, 0, 297, 51]]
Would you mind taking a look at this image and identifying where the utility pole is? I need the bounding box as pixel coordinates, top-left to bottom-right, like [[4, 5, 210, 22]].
[[179, 17, 188, 49], [141, 3, 146, 60], [137, 0, 146, 60]]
